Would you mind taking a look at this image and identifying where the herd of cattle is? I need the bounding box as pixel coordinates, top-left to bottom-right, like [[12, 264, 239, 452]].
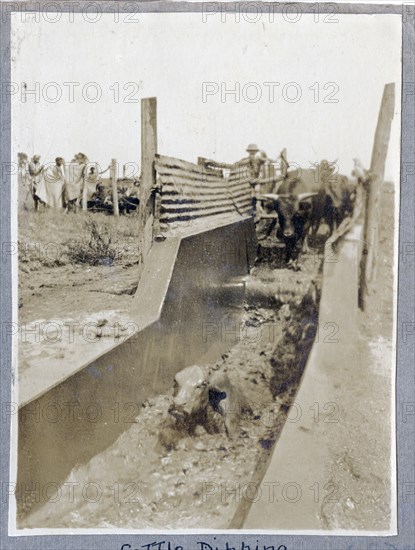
[[255, 161, 362, 268]]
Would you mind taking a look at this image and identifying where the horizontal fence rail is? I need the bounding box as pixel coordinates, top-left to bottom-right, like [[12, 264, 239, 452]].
[[155, 154, 256, 230]]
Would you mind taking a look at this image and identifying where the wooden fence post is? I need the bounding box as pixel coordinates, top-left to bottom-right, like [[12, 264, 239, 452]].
[[361, 83, 395, 306], [111, 158, 119, 217], [82, 167, 88, 212], [280, 148, 288, 179], [139, 97, 157, 260]]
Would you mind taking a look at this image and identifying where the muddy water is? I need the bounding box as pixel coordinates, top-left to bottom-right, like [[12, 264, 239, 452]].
[[21, 250, 321, 529]]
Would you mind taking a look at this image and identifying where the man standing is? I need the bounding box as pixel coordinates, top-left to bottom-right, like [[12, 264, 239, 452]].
[[55, 157, 65, 175], [204, 143, 267, 181], [64, 153, 89, 212], [18, 152, 28, 185], [28, 155, 44, 210], [35, 157, 66, 209], [202, 144, 268, 218]]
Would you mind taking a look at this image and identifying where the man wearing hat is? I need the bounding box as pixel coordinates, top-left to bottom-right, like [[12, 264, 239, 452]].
[[204, 144, 267, 181], [247, 144, 268, 180]]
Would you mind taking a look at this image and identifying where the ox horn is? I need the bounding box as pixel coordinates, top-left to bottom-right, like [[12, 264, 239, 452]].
[[258, 193, 290, 201], [297, 192, 318, 201]]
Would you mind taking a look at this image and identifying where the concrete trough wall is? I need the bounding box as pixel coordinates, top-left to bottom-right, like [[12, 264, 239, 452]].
[[242, 224, 364, 529], [17, 216, 256, 516]]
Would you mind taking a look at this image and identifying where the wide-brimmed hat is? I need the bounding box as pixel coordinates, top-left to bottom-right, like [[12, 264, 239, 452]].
[[246, 143, 259, 153]]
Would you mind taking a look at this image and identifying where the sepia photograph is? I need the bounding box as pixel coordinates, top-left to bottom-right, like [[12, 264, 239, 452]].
[[4, 3, 404, 541]]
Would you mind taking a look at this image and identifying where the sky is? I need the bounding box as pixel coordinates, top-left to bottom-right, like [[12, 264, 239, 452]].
[[11, 11, 402, 181]]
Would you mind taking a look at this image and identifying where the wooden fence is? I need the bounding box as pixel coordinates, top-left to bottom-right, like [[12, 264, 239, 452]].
[[154, 154, 254, 230]]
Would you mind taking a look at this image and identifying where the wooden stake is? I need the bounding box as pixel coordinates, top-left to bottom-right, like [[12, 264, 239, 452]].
[[361, 83, 395, 306], [140, 97, 158, 252], [82, 167, 88, 212], [111, 158, 119, 217]]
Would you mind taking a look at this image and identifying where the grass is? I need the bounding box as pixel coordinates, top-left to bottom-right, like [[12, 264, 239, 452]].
[[65, 219, 118, 266], [18, 205, 140, 268]]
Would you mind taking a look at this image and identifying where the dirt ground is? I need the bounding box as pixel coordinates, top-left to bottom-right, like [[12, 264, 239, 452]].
[[18, 205, 141, 324]]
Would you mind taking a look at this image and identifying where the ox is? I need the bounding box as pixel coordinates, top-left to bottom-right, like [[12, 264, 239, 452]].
[[168, 365, 251, 439], [259, 179, 317, 269], [297, 162, 356, 237], [258, 163, 356, 269]]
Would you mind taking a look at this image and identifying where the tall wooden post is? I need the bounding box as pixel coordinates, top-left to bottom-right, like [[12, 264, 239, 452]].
[[361, 83, 395, 305], [280, 148, 288, 179], [111, 158, 119, 217], [139, 97, 157, 263], [82, 167, 88, 212]]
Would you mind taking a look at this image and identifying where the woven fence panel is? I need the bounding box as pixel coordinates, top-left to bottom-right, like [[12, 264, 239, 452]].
[[155, 155, 252, 229]]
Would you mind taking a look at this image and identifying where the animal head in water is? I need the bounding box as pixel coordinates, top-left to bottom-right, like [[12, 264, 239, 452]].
[[169, 365, 209, 419]]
